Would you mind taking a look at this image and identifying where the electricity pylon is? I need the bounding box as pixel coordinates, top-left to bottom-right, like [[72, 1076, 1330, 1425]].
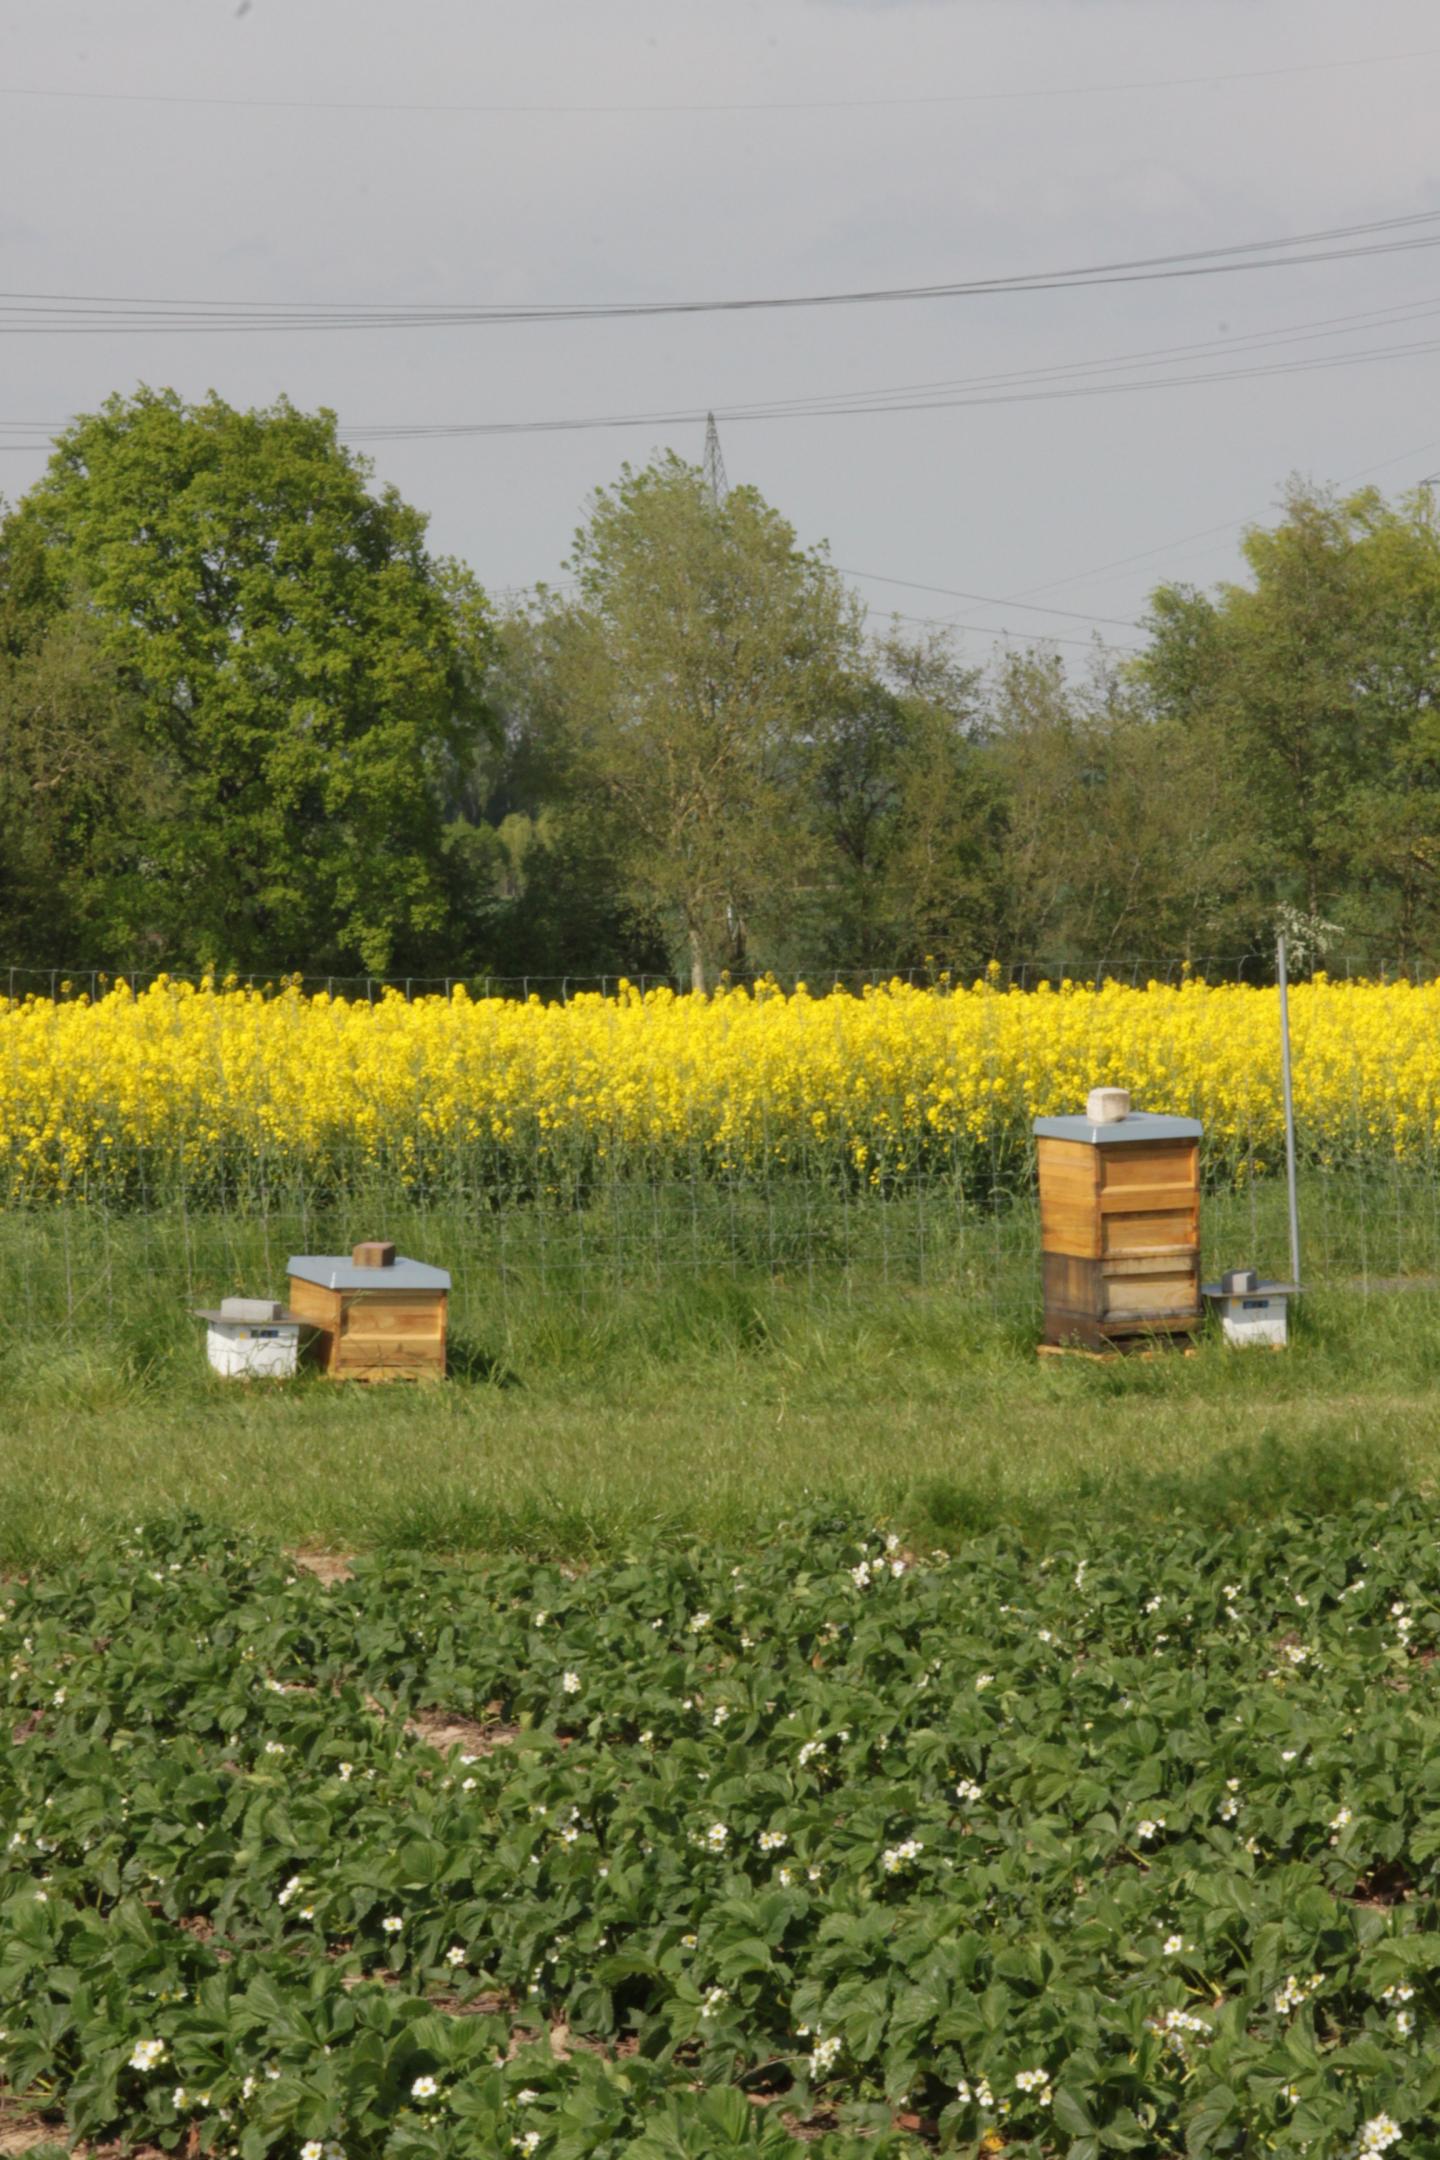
[[702, 411, 729, 507]]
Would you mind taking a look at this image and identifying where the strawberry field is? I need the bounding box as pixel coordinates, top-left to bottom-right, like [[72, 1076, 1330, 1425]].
[[4, 1505, 1440, 2159]]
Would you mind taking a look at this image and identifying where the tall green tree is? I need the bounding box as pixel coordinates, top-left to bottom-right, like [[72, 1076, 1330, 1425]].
[[979, 645, 1254, 969], [435, 604, 670, 982], [808, 627, 1000, 972], [532, 456, 865, 988], [0, 609, 157, 966], [1139, 481, 1440, 964], [0, 388, 493, 971]]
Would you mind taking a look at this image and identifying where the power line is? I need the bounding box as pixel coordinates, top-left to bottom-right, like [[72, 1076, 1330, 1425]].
[[2, 45, 1436, 118], [4, 329, 1440, 649], [797, 426, 1440, 646], [341, 334, 1440, 433], [328, 293, 1440, 433], [371, 427, 1440, 644], [1005, 433, 1440, 601], [6, 290, 1440, 458], [238, 326, 1440, 448], [0, 289, 1382, 461], [4, 209, 1440, 335], [10, 312, 1440, 454], [469, 569, 1133, 652], [695, 292, 1440, 413], [836, 569, 1136, 628], [877, 606, 1138, 654], [493, 572, 1131, 652]]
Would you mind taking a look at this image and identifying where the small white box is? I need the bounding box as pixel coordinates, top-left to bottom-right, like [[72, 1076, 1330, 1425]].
[[1202, 1268, 1298, 1349], [195, 1296, 302, 1379]]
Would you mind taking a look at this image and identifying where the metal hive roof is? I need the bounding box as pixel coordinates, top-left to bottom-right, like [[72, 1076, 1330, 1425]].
[[1032, 1110, 1202, 1145], [286, 1255, 451, 1291]]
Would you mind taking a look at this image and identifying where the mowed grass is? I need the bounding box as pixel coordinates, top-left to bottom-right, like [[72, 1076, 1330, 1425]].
[[0, 1172, 1434, 1565]]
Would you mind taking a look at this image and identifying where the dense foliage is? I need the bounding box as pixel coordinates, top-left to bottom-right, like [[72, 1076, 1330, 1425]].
[[5, 392, 1440, 981], [4, 1505, 1440, 2157], [1141, 483, 1440, 966], [0, 390, 492, 975], [1, 972, 1437, 1206], [532, 457, 863, 993]]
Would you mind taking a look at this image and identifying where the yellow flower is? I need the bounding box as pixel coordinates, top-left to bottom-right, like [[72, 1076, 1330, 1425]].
[[0, 973, 1430, 1201]]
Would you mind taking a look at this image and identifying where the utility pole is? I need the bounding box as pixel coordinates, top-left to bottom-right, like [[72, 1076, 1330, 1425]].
[[702, 411, 729, 508]]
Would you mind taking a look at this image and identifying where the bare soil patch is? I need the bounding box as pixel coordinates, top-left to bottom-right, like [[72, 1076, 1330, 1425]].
[[290, 1552, 355, 1586], [404, 1707, 518, 1755], [0, 2096, 165, 2160]]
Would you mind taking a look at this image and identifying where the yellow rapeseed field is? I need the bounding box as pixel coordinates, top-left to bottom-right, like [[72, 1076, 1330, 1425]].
[[0, 973, 1435, 1202]]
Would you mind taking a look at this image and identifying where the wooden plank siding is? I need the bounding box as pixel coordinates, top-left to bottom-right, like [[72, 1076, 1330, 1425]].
[[1039, 1135, 1201, 1349], [335, 1288, 447, 1383], [286, 1276, 343, 1374], [286, 1277, 448, 1382], [1035, 1138, 1100, 1258]]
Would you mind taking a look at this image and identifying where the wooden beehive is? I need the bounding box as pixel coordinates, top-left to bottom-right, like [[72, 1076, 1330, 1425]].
[[286, 1241, 450, 1382], [1033, 1106, 1202, 1351]]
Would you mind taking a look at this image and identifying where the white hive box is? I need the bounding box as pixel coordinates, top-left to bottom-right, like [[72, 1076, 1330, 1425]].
[[194, 1296, 303, 1379], [1201, 1267, 1299, 1348]]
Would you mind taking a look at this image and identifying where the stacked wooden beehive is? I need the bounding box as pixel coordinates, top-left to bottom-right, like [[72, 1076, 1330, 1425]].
[[1033, 1090, 1202, 1351]]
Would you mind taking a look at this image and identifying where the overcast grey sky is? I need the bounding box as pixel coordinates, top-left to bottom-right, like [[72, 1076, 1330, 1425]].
[[3, 0, 1440, 657]]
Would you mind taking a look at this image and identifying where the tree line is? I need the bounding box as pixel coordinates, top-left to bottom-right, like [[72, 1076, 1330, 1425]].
[[2, 386, 1437, 986]]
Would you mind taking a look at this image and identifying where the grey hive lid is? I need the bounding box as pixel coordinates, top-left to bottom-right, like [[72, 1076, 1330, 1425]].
[[194, 1295, 303, 1325], [287, 1254, 452, 1291], [1033, 1110, 1202, 1145], [1202, 1272, 1300, 1299]]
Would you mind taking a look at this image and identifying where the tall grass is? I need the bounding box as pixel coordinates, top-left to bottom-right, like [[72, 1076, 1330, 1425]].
[[0, 1165, 1433, 1359], [0, 1171, 1434, 1569]]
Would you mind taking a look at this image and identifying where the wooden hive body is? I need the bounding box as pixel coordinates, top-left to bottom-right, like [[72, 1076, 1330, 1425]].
[[1033, 1111, 1202, 1351], [286, 1247, 449, 1382]]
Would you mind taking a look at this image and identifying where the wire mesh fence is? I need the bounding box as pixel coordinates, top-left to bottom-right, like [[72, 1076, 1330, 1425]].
[[2, 965, 1439, 1358], [9, 953, 1440, 1005], [2, 1161, 1436, 1371]]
